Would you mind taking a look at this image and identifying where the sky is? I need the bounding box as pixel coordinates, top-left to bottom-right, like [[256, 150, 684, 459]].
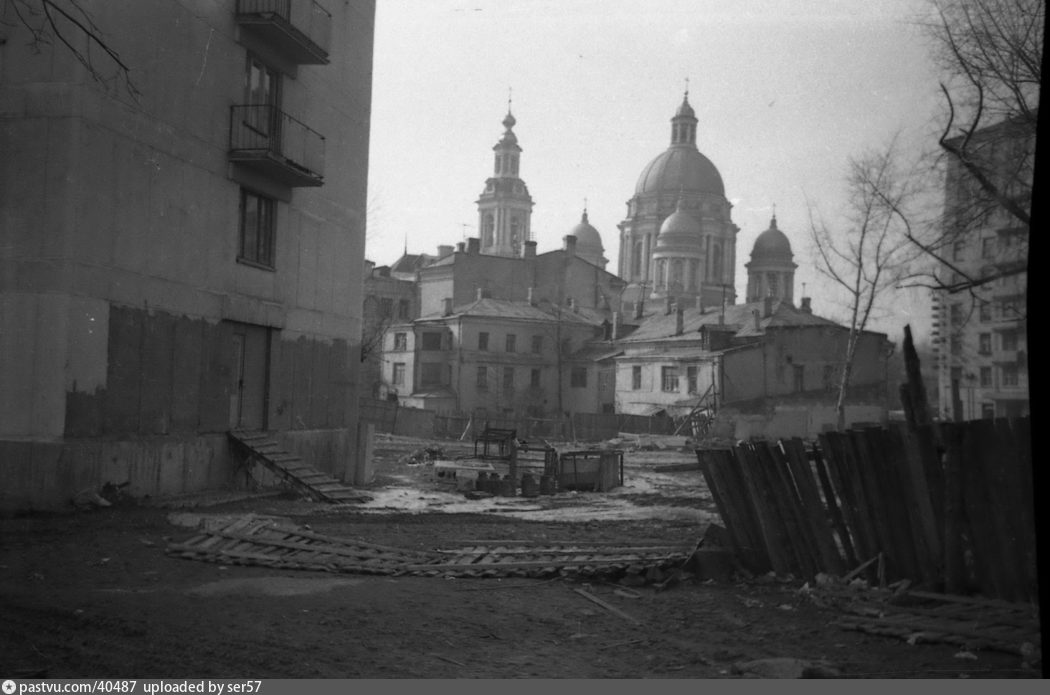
[[364, 0, 949, 340]]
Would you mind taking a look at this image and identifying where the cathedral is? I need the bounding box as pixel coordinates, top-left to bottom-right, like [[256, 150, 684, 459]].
[[468, 90, 797, 311]]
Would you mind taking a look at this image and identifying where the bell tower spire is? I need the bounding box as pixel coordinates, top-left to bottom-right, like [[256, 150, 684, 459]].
[[476, 97, 534, 257], [670, 85, 697, 147]]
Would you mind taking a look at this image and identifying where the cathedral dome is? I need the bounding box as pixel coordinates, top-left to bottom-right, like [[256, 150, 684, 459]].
[[750, 216, 793, 260], [635, 147, 725, 196], [570, 210, 603, 250], [654, 199, 702, 250]]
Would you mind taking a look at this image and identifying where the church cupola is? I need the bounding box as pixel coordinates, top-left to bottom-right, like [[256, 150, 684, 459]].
[[477, 98, 534, 257], [746, 212, 797, 304], [670, 90, 697, 146]]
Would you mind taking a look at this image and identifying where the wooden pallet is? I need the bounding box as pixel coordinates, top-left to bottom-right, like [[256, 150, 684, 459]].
[[168, 516, 695, 580], [228, 430, 368, 503]]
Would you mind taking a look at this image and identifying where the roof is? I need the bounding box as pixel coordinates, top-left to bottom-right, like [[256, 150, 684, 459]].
[[750, 216, 793, 260], [634, 145, 725, 197], [418, 297, 605, 326], [620, 299, 845, 344]]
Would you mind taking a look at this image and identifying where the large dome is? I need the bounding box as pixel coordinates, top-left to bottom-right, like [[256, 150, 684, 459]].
[[750, 216, 793, 260], [635, 146, 725, 196]]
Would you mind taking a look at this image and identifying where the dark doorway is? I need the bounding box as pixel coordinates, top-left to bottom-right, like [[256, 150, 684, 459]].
[[228, 322, 271, 430]]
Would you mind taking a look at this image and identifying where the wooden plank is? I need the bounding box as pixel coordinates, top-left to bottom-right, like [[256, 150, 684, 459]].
[[733, 444, 795, 576], [781, 439, 846, 576], [992, 418, 1035, 602], [811, 444, 858, 569], [1006, 417, 1038, 601], [696, 448, 768, 573], [819, 432, 876, 569], [958, 420, 1008, 598], [941, 423, 966, 594], [755, 442, 819, 578], [844, 430, 898, 581], [890, 425, 943, 584], [573, 588, 642, 625], [863, 428, 922, 583]]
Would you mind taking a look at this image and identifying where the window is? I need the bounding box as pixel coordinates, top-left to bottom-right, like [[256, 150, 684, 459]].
[[531, 369, 541, 388], [1001, 331, 1019, 351], [503, 367, 514, 391], [476, 366, 488, 390], [661, 366, 678, 393], [978, 333, 991, 355], [421, 332, 443, 351], [687, 366, 698, 394], [531, 335, 543, 354], [979, 302, 992, 322], [393, 332, 407, 351], [571, 367, 587, 388], [981, 403, 996, 419], [949, 303, 963, 325], [398, 299, 410, 320], [505, 333, 516, 353], [979, 366, 992, 387], [793, 364, 805, 392], [245, 55, 280, 133], [380, 298, 393, 318], [981, 237, 996, 259], [392, 363, 405, 386], [950, 335, 962, 356], [478, 332, 489, 351], [238, 189, 276, 267], [952, 239, 965, 261], [1002, 364, 1019, 387], [420, 362, 443, 386], [632, 365, 642, 390]]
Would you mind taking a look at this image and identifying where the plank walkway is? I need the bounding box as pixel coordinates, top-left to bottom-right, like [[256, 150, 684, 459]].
[[228, 430, 369, 503], [167, 515, 695, 580]]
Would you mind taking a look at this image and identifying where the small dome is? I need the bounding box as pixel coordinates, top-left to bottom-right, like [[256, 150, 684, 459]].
[[655, 199, 701, 250], [502, 111, 516, 129], [751, 216, 793, 259], [635, 146, 724, 196], [570, 210, 602, 249]]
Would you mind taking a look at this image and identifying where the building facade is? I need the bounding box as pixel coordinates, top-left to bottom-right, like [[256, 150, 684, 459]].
[[1, 1, 375, 510], [932, 117, 1030, 421]]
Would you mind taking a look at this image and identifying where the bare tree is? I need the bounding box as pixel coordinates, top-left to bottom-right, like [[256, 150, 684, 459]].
[[5, 0, 139, 98], [809, 145, 920, 429], [897, 0, 1039, 295]]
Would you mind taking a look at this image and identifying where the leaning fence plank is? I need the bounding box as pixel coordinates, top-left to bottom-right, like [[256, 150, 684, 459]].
[[757, 442, 821, 578], [733, 444, 794, 576], [865, 427, 922, 583], [810, 443, 858, 570], [942, 423, 966, 595], [845, 429, 901, 582], [697, 448, 768, 573], [782, 438, 846, 576], [819, 432, 873, 568], [958, 421, 1007, 599], [890, 425, 943, 584]]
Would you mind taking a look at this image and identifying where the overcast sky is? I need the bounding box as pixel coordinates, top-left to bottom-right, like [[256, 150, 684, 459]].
[[365, 0, 948, 339]]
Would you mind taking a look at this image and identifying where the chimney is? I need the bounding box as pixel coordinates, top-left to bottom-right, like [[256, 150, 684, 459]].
[[697, 295, 705, 312], [634, 299, 644, 320], [524, 240, 537, 259], [437, 245, 453, 258], [753, 309, 761, 331], [443, 298, 453, 316], [612, 311, 620, 341], [801, 297, 812, 314], [764, 295, 774, 318], [476, 287, 484, 301], [467, 237, 480, 255], [567, 297, 575, 311], [527, 287, 536, 306], [456, 242, 465, 253], [564, 235, 577, 256], [675, 303, 684, 336], [665, 295, 674, 315]]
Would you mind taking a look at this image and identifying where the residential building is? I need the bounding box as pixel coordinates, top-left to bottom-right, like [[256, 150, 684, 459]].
[[361, 259, 418, 399], [1, 0, 375, 510], [932, 116, 1030, 420]]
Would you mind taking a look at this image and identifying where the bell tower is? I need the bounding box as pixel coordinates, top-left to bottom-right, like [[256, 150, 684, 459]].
[[477, 98, 534, 257]]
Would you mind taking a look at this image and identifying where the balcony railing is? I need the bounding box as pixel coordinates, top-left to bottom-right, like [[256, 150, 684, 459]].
[[229, 104, 324, 187], [235, 0, 331, 65]]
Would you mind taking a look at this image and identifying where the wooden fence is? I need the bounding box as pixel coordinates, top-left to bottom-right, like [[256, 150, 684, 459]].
[[696, 417, 1036, 603], [359, 399, 676, 442]]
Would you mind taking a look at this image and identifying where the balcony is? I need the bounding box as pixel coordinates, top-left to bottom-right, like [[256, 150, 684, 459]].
[[229, 104, 325, 187], [235, 0, 331, 65]]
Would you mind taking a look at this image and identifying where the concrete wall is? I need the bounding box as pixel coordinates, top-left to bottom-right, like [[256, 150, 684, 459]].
[[728, 404, 889, 441]]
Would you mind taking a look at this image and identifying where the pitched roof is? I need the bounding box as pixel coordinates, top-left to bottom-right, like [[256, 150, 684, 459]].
[[620, 299, 844, 343], [418, 297, 604, 326]]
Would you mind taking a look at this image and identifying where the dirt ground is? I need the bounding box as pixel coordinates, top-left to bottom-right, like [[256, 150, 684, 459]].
[[0, 434, 1038, 679]]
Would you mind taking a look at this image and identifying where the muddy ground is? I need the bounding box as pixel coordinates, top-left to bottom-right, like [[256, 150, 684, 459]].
[[0, 434, 1038, 679]]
